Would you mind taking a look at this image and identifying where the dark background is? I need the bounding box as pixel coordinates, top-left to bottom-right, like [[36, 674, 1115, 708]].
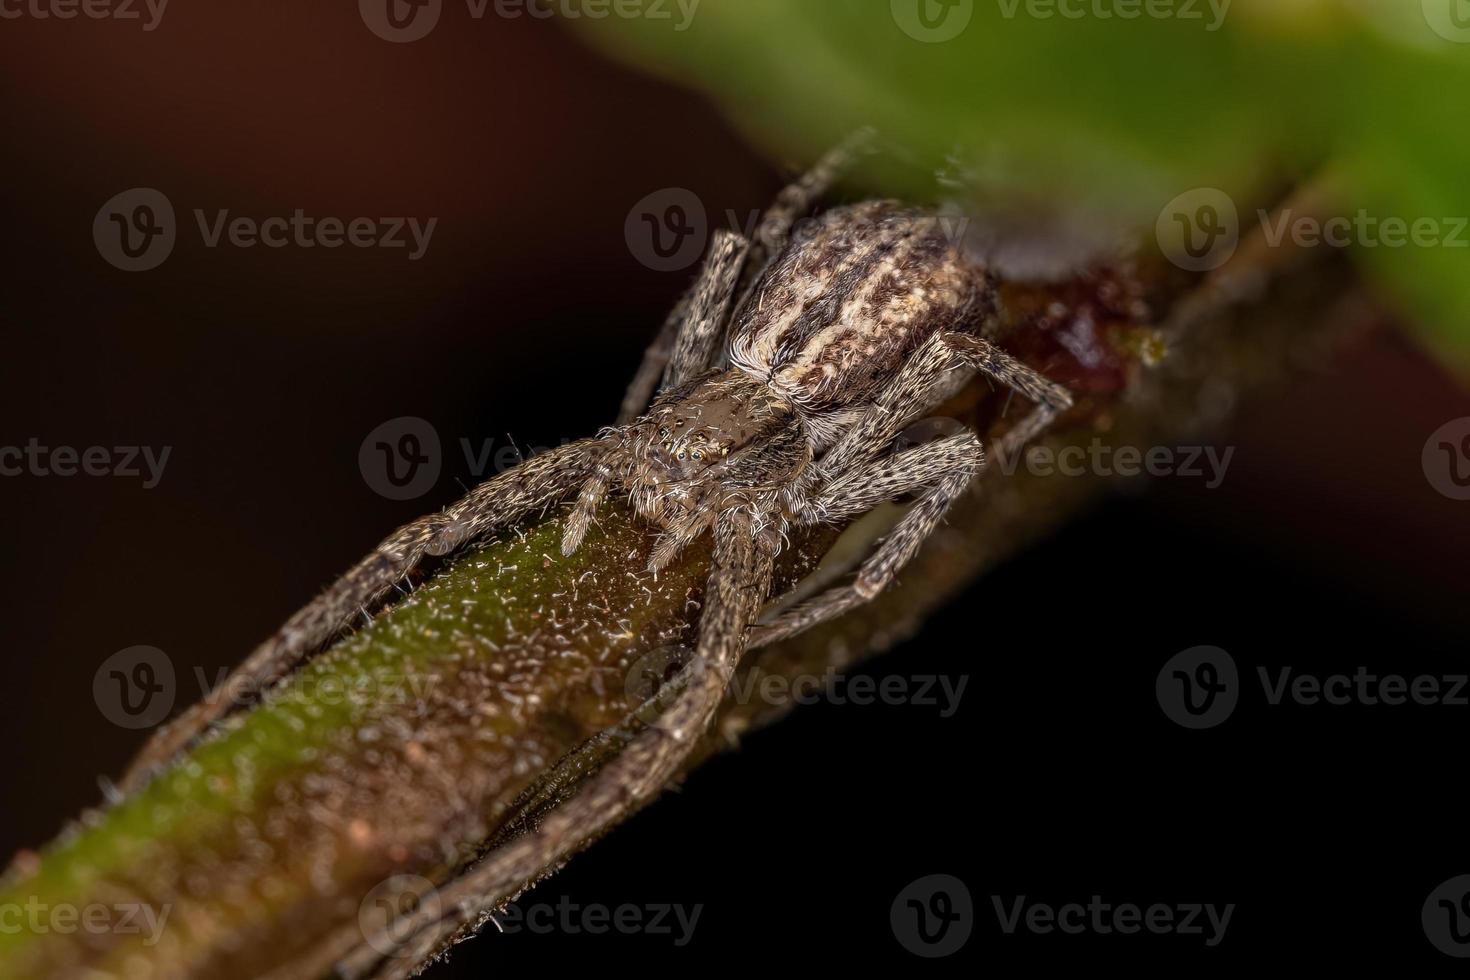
[[2, 5, 1468, 973]]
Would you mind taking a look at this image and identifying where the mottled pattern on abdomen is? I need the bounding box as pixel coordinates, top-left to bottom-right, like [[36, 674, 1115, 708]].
[[728, 201, 990, 414]]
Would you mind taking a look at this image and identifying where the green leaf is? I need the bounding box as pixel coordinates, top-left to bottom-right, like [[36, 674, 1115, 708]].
[[576, 0, 1470, 368]]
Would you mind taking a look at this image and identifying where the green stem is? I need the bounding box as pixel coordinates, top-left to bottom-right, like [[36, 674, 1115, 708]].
[[0, 236, 1363, 979]]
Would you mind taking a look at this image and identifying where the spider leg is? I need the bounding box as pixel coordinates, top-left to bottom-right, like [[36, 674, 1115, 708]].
[[616, 129, 873, 424], [751, 432, 984, 648], [647, 500, 717, 574], [614, 230, 749, 425], [118, 438, 608, 792], [662, 230, 749, 390], [750, 333, 1069, 649], [746, 127, 876, 273], [559, 446, 622, 557], [342, 510, 775, 979], [819, 331, 1073, 481], [616, 294, 685, 425]]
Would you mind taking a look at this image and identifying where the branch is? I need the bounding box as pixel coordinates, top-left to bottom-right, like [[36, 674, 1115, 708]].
[[0, 231, 1373, 978]]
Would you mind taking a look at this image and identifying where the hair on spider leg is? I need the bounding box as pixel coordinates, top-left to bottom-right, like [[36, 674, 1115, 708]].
[[350, 196, 1068, 963], [115, 136, 1082, 978]]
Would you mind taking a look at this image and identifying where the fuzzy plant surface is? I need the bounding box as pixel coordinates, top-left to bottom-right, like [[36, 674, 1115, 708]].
[[0, 218, 1369, 977], [0, 4, 1419, 976], [575, 0, 1470, 368]]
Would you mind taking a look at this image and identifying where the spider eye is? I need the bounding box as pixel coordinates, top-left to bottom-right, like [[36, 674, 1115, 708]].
[[691, 451, 702, 461], [676, 450, 686, 460]]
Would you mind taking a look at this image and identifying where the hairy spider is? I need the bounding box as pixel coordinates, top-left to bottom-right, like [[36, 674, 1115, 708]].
[[118, 133, 1073, 975]]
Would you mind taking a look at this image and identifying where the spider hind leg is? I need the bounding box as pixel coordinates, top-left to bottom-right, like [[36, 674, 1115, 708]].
[[753, 330, 1072, 649], [753, 431, 983, 648], [339, 509, 775, 979], [118, 438, 607, 792]]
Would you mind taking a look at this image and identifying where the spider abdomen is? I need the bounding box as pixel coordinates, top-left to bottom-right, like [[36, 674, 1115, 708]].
[[727, 200, 991, 416]]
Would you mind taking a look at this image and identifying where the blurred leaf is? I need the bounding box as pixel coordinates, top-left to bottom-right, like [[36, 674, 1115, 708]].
[[575, 0, 1470, 369]]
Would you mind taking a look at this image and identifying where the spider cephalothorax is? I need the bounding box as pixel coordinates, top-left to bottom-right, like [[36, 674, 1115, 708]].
[[608, 367, 811, 567], [119, 133, 1078, 976], [631, 370, 806, 495], [559, 198, 1014, 574], [572, 368, 812, 570]]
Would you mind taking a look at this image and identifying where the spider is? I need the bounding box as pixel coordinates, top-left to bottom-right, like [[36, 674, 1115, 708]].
[[118, 132, 1073, 972]]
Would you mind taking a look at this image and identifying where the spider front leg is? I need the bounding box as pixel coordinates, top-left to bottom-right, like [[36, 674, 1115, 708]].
[[746, 126, 876, 271], [664, 230, 748, 388], [751, 332, 1072, 649], [341, 509, 776, 980], [616, 296, 685, 426], [751, 432, 984, 648], [615, 230, 749, 425], [617, 129, 873, 424], [820, 331, 1074, 480], [119, 438, 607, 792]]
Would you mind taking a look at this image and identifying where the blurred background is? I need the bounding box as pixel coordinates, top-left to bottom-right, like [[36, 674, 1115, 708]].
[[2, 1, 1469, 972]]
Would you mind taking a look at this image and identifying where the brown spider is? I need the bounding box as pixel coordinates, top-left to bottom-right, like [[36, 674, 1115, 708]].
[[118, 132, 1073, 974]]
